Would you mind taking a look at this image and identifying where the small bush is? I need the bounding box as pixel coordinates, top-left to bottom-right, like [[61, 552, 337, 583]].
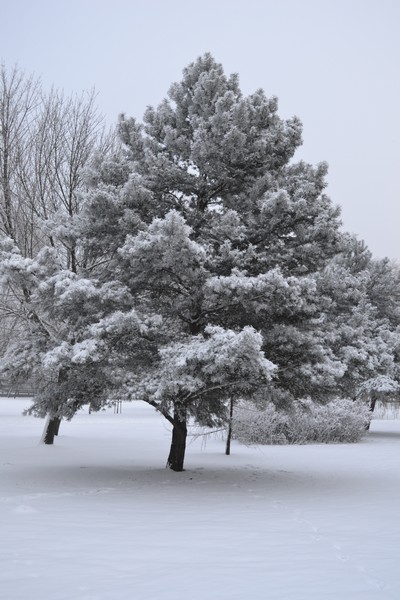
[[232, 398, 370, 445]]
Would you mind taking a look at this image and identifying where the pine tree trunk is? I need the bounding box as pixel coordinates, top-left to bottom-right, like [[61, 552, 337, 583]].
[[225, 398, 234, 455], [41, 416, 61, 445], [42, 367, 66, 442], [166, 407, 187, 472], [53, 417, 61, 436]]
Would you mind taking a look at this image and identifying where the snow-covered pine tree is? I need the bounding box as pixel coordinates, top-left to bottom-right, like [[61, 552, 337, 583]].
[[364, 257, 400, 414], [14, 55, 396, 469], [0, 70, 112, 442], [315, 235, 400, 417], [0, 236, 160, 436], [76, 54, 349, 470]]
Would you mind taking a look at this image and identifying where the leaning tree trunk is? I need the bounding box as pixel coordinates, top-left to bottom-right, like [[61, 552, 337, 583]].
[[41, 415, 61, 445], [41, 367, 68, 443], [166, 406, 187, 472]]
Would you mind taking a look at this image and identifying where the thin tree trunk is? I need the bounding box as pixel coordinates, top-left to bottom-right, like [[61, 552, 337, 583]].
[[225, 398, 234, 455], [41, 416, 61, 445], [365, 391, 378, 431], [166, 406, 187, 472], [2, 149, 15, 238]]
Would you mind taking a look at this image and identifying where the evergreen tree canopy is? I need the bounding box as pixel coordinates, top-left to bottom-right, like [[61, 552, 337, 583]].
[[1, 55, 399, 470], [76, 55, 350, 468]]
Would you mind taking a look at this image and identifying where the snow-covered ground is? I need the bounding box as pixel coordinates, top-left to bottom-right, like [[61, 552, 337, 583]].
[[1, 398, 400, 600]]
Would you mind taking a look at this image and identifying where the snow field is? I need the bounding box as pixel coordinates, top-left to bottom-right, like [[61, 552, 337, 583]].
[[1, 398, 400, 600]]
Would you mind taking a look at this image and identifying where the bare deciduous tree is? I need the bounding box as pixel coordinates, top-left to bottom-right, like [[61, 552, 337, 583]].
[[0, 64, 113, 443], [0, 64, 41, 252]]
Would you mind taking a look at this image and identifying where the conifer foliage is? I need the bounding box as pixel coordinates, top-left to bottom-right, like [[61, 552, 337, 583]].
[[0, 55, 399, 470]]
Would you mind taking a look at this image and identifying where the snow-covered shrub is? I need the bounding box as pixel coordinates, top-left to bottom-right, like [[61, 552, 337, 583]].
[[232, 402, 288, 445], [233, 398, 370, 445]]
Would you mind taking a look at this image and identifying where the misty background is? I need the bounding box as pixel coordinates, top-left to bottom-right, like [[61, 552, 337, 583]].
[[1, 0, 399, 259]]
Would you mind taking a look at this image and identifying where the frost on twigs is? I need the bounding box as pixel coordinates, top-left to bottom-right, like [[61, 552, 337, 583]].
[[357, 375, 400, 398], [138, 325, 276, 428], [233, 398, 370, 445]]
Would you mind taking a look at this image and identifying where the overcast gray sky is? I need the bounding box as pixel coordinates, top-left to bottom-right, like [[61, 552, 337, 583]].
[[1, 0, 399, 259]]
